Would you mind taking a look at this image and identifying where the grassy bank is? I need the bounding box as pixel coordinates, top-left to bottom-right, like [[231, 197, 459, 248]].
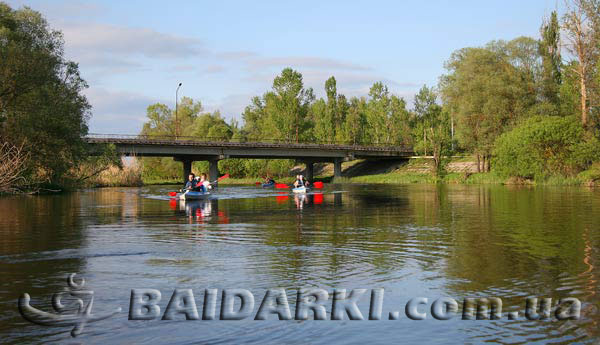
[[339, 171, 506, 185], [339, 165, 600, 186]]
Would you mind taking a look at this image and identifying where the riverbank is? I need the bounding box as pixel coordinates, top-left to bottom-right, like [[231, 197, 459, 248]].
[[338, 158, 600, 186]]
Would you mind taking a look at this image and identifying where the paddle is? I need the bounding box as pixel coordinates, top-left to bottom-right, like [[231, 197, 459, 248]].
[[214, 173, 229, 183]]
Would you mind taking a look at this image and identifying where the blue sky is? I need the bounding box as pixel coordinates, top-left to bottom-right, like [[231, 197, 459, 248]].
[[9, 0, 563, 134]]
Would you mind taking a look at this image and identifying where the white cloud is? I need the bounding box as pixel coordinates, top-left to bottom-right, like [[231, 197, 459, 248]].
[[247, 56, 371, 71], [217, 51, 257, 60], [204, 93, 255, 122], [5, 0, 106, 20], [85, 87, 161, 134], [62, 23, 205, 59], [203, 65, 226, 74]]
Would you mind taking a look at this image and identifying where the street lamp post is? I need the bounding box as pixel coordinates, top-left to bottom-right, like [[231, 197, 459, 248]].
[[175, 82, 182, 138]]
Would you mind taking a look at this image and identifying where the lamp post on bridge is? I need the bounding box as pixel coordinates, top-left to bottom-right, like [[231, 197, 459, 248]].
[[175, 82, 182, 139]]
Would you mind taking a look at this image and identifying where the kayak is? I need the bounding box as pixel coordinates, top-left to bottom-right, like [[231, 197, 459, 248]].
[[179, 190, 210, 200], [262, 181, 275, 188], [292, 186, 308, 193]]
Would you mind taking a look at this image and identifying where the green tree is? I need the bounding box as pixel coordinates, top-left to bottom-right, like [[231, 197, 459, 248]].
[[0, 3, 90, 185], [562, 0, 600, 127], [493, 116, 599, 180], [263, 68, 314, 142], [440, 44, 537, 171], [539, 11, 562, 106], [343, 97, 367, 145], [241, 96, 265, 140], [412, 86, 452, 174], [139, 98, 234, 181], [365, 82, 410, 145]]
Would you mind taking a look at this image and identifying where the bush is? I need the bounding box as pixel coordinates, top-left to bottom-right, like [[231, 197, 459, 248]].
[[493, 116, 599, 180]]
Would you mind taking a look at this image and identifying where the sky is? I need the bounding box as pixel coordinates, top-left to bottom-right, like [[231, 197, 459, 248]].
[[8, 0, 564, 134]]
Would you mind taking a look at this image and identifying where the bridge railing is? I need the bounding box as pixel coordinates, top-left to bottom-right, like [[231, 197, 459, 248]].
[[86, 133, 413, 153]]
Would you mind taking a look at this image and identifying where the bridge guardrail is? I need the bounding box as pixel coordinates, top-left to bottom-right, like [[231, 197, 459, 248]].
[[85, 134, 413, 153]]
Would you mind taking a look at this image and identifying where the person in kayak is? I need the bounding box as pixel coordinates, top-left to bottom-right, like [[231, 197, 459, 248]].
[[196, 173, 211, 192], [264, 175, 275, 184], [184, 173, 196, 191], [294, 174, 310, 188]]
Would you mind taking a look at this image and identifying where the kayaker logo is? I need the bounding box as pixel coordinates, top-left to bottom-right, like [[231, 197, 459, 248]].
[[18, 273, 121, 337]]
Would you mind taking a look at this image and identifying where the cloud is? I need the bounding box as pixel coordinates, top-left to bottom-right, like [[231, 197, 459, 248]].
[[62, 23, 205, 59], [85, 87, 161, 134], [247, 56, 371, 71], [73, 54, 145, 74], [217, 51, 258, 60], [203, 65, 226, 74], [169, 64, 197, 73], [5, 0, 106, 20], [204, 93, 255, 122]]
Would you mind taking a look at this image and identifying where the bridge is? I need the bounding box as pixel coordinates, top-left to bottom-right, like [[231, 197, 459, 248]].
[[85, 134, 414, 182]]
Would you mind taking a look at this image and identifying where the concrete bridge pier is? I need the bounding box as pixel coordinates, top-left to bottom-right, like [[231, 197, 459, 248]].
[[304, 161, 314, 181], [209, 159, 220, 184], [175, 157, 193, 183], [334, 158, 342, 178]]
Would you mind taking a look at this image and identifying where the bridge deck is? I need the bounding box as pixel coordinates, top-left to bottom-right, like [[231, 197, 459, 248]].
[[85, 135, 413, 160]]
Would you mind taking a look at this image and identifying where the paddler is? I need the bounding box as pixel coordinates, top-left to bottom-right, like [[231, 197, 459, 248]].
[[293, 174, 310, 188], [197, 173, 211, 192], [184, 173, 196, 191]]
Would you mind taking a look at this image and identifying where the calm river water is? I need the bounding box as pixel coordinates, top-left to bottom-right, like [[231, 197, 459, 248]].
[[1, 184, 599, 344]]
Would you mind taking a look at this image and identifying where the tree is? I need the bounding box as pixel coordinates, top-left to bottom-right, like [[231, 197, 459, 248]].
[[264, 68, 314, 142], [412, 85, 452, 174], [364, 82, 410, 145], [413, 85, 438, 155], [241, 96, 266, 140], [343, 97, 367, 145], [191, 111, 232, 140], [493, 116, 599, 180], [440, 44, 537, 171], [539, 11, 562, 106], [562, 0, 599, 127], [0, 3, 90, 185], [139, 98, 234, 180]]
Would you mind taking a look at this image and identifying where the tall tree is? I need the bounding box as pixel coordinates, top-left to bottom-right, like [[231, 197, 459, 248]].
[[264, 68, 314, 142], [0, 3, 90, 183], [562, 0, 599, 127], [539, 11, 562, 106], [440, 45, 537, 171], [241, 96, 266, 140], [412, 85, 452, 173], [343, 97, 367, 145]]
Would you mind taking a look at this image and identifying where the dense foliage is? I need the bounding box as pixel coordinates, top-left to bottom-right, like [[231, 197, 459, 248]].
[[493, 116, 599, 179], [0, 3, 91, 188]]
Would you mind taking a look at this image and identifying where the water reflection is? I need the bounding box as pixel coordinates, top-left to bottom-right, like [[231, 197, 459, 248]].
[[0, 185, 599, 344]]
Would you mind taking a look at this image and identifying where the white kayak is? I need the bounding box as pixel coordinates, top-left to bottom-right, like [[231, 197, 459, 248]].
[[292, 186, 308, 193], [179, 190, 210, 200]]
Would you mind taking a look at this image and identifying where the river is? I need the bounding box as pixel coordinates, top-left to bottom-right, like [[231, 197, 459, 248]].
[[0, 184, 599, 344]]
